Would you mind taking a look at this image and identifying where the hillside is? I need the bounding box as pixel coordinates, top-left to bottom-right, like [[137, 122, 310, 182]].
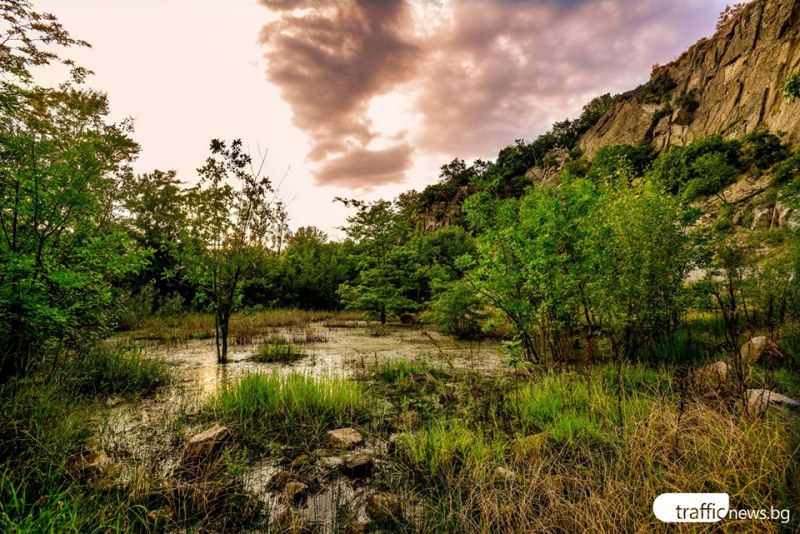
[[579, 0, 800, 157]]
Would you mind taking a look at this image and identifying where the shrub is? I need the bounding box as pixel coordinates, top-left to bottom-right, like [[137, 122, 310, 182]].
[[740, 130, 789, 171], [424, 280, 487, 339]]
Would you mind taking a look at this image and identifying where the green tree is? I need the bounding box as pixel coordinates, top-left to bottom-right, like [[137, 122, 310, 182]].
[[336, 198, 414, 324], [120, 169, 192, 311], [0, 86, 142, 378], [186, 139, 280, 363]]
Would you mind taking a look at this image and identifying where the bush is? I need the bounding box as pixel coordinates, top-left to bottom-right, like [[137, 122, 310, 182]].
[[740, 130, 789, 171], [774, 152, 800, 184], [424, 280, 487, 339]]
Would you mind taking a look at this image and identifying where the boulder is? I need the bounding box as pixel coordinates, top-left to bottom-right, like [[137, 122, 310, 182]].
[[283, 481, 309, 505], [747, 389, 800, 415], [289, 454, 312, 471], [739, 337, 768, 365], [750, 207, 773, 230], [341, 451, 374, 478], [183, 423, 232, 461], [365, 491, 402, 526], [695, 361, 730, 388], [776, 204, 795, 227], [324, 428, 363, 450]]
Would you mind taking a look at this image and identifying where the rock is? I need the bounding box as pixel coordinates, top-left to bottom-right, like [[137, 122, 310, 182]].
[[365, 491, 402, 526], [578, 0, 800, 158], [695, 361, 730, 388], [283, 481, 309, 505], [776, 204, 795, 227], [183, 423, 232, 461], [672, 107, 692, 126], [399, 312, 419, 325], [494, 466, 517, 483], [324, 428, 363, 450], [75, 449, 117, 488], [341, 451, 374, 478], [290, 454, 312, 470], [747, 389, 800, 414], [750, 207, 773, 230], [739, 336, 768, 365]]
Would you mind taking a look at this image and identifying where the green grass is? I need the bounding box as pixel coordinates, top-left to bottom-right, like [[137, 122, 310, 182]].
[[394, 418, 506, 493], [206, 373, 374, 453], [250, 342, 304, 363], [375, 360, 449, 395], [67, 344, 169, 398]]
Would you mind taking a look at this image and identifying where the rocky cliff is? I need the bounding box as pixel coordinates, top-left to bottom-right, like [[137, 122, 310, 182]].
[[579, 0, 800, 157]]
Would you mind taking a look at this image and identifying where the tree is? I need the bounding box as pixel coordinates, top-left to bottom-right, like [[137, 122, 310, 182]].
[[120, 169, 192, 311], [336, 198, 415, 324], [0, 86, 142, 378], [0, 0, 90, 84], [186, 139, 280, 363]]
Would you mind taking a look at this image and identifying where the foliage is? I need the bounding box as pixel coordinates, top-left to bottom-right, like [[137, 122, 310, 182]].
[[424, 279, 488, 339], [784, 72, 800, 101], [585, 143, 653, 184], [739, 130, 790, 171], [0, 85, 144, 379], [185, 139, 283, 362], [336, 198, 416, 324], [641, 73, 677, 104], [651, 134, 743, 196]]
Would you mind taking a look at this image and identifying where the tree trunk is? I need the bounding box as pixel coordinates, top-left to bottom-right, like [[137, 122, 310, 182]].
[[380, 304, 386, 326], [219, 319, 229, 364]]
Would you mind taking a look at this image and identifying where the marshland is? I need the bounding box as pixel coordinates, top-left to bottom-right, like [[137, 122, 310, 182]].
[[2, 0, 800, 532]]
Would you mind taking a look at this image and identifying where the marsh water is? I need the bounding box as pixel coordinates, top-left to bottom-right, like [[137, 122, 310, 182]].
[[94, 322, 508, 531]]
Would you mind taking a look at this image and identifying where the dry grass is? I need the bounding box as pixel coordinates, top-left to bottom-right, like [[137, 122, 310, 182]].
[[128, 309, 353, 345], [390, 366, 799, 533]]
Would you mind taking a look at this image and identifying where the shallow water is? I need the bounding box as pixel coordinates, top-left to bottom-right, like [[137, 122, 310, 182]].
[[97, 322, 508, 530]]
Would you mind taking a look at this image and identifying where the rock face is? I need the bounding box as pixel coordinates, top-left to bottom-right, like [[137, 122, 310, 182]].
[[579, 0, 800, 158], [323, 427, 364, 450]]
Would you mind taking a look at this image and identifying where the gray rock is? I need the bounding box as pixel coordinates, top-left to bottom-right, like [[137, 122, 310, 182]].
[[739, 336, 768, 365], [747, 388, 800, 414]]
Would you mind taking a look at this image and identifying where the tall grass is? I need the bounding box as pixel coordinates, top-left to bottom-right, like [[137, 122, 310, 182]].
[[388, 364, 799, 532], [68, 344, 169, 397], [206, 373, 374, 452]]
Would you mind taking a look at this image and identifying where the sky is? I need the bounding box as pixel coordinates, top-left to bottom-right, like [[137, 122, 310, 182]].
[[36, 0, 730, 236]]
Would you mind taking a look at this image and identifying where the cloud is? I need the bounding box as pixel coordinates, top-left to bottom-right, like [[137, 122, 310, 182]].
[[313, 143, 413, 188], [260, 0, 726, 188], [260, 0, 421, 187]]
